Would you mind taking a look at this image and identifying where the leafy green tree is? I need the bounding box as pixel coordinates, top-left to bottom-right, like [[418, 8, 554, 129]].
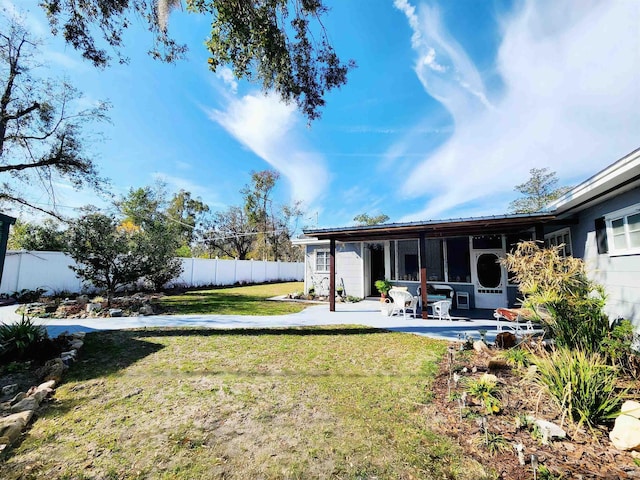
[[166, 189, 209, 247], [117, 186, 184, 288], [8, 219, 68, 251], [66, 213, 146, 305], [353, 213, 390, 226], [241, 170, 304, 260], [39, 0, 354, 122], [118, 185, 166, 227], [508, 168, 572, 213], [138, 221, 184, 291], [0, 15, 109, 217]]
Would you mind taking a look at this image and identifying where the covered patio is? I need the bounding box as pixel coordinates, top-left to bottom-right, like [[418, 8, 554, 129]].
[[302, 213, 572, 317]]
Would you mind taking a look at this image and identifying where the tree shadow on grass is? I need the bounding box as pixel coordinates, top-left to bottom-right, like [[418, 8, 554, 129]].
[[66, 326, 388, 382]]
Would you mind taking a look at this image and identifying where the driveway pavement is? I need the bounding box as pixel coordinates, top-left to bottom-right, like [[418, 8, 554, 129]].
[[0, 300, 506, 343]]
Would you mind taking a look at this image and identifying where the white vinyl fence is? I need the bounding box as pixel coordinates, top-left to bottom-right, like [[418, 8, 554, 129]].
[[0, 251, 304, 295]]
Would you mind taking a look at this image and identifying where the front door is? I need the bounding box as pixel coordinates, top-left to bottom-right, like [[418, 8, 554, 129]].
[[369, 245, 385, 297], [471, 249, 507, 309]]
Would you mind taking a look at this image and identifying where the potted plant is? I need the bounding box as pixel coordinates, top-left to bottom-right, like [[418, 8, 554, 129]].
[[374, 279, 392, 300]]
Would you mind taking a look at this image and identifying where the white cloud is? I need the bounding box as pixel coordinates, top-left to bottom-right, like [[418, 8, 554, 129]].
[[215, 66, 239, 94], [209, 92, 330, 206], [394, 0, 640, 221], [151, 172, 223, 209]]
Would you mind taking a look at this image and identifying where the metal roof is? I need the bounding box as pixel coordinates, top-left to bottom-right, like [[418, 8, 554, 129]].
[[303, 212, 558, 242]]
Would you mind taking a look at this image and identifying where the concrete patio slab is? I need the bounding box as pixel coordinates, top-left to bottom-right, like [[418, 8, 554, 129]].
[[0, 300, 520, 343]]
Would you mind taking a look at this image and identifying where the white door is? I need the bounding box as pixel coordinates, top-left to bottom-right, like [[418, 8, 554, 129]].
[[471, 249, 507, 309]]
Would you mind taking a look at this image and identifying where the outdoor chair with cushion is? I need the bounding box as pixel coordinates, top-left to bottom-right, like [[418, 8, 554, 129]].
[[431, 299, 452, 321], [494, 307, 545, 336], [388, 288, 419, 319]]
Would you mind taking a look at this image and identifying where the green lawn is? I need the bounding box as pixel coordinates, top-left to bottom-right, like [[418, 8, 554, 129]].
[[159, 282, 307, 315], [1, 326, 489, 479]]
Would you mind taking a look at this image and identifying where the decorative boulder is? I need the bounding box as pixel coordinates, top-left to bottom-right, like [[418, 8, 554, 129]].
[[610, 414, 640, 451], [610, 401, 640, 451]]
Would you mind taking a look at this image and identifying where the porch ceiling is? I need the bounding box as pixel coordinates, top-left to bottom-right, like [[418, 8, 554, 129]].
[[304, 213, 561, 242]]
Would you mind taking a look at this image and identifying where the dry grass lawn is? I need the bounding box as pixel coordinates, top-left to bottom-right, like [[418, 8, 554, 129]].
[[0, 326, 490, 479]]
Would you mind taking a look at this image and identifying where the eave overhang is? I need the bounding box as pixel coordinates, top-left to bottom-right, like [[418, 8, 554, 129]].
[[304, 213, 559, 242]]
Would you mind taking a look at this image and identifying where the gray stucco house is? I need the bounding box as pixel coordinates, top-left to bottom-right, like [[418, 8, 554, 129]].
[[296, 147, 640, 325]]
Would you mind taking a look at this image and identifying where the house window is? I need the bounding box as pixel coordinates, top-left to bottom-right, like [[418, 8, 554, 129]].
[[397, 240, 420, 281], [315, 250, 330, 272], [446, 237, 471, 283], [606, 204, 640, 255], [545, 228, 572, 257], [424, 239, 444, 281]]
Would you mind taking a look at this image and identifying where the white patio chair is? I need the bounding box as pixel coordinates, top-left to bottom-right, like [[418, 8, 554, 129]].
[[432, 300, 452, 321], [388, 289, 419, 319]]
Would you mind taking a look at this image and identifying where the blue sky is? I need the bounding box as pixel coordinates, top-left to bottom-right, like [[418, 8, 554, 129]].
[[8, 0, 640, 230]]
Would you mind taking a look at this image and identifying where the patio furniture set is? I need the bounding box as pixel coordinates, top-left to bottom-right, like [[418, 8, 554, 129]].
[[385, 287, 545, 338]]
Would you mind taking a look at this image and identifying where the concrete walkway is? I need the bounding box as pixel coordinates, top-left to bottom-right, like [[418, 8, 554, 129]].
[[0, 300, 507, 343]]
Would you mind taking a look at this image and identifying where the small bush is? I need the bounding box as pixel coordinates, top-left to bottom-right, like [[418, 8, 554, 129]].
[[501, 347, 532, 369], [0, 314, 48, 360], [465, 377, 501, 414], [534, 347, 625, 429], [4, 288, 47, 304], [600, 319, 640, 378]]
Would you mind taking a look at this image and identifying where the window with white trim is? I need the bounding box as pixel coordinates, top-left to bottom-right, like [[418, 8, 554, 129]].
[[315, 250, 330, 272], [545, 228, 572, 257], [606, 203, 640, 255]]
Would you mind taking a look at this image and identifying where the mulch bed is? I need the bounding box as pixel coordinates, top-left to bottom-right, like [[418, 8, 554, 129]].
[[423, 344, 640, 479]]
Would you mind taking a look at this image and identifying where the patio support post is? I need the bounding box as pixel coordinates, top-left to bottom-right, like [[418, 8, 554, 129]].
[[329, 238, 336, 312], [419, 232, 428, 319]]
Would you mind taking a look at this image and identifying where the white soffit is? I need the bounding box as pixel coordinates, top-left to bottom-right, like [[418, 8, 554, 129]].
[[548, 148, 640, 215]]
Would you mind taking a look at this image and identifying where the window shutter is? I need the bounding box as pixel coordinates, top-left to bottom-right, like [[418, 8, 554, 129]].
[[595, 217, 608, 254]]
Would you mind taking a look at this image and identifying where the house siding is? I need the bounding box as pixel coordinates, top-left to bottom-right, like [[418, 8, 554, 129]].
[[304, 243, 364, 298], [570, 186, 640, 324], [336, 243, 364, 298]]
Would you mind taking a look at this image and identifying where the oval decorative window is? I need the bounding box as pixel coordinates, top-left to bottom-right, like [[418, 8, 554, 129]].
[[476, 253, 501, 288]]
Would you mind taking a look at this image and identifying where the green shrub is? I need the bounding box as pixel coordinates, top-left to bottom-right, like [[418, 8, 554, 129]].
[[0, 314, 48, 359], [600, 319, 640, 378], [465, 377, 501, 414], [503, 241, 610, 353], [2, 288, 47, 304], [501, 347, 532, 369], [534, 347, 624, 429]]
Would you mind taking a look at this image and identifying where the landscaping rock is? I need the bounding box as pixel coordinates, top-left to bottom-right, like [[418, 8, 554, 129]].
[[473, 340, 490, 353], [530, 418, 566, 444], [1, 384, 18, 396], [0, 422, 24, 445], [109, 308, 123, 317], [70, 340, 84, 350], [10, 397, 38, 413], [610, 413, 640, 451], [621, 400, 640, 419], [36, 358, 67, 383], [9, 392, 26, 405], [139, 304, 154, 316], [86, 302, 102, 312], [71, 332, 86, 340], [0, 410, 33, 430]]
